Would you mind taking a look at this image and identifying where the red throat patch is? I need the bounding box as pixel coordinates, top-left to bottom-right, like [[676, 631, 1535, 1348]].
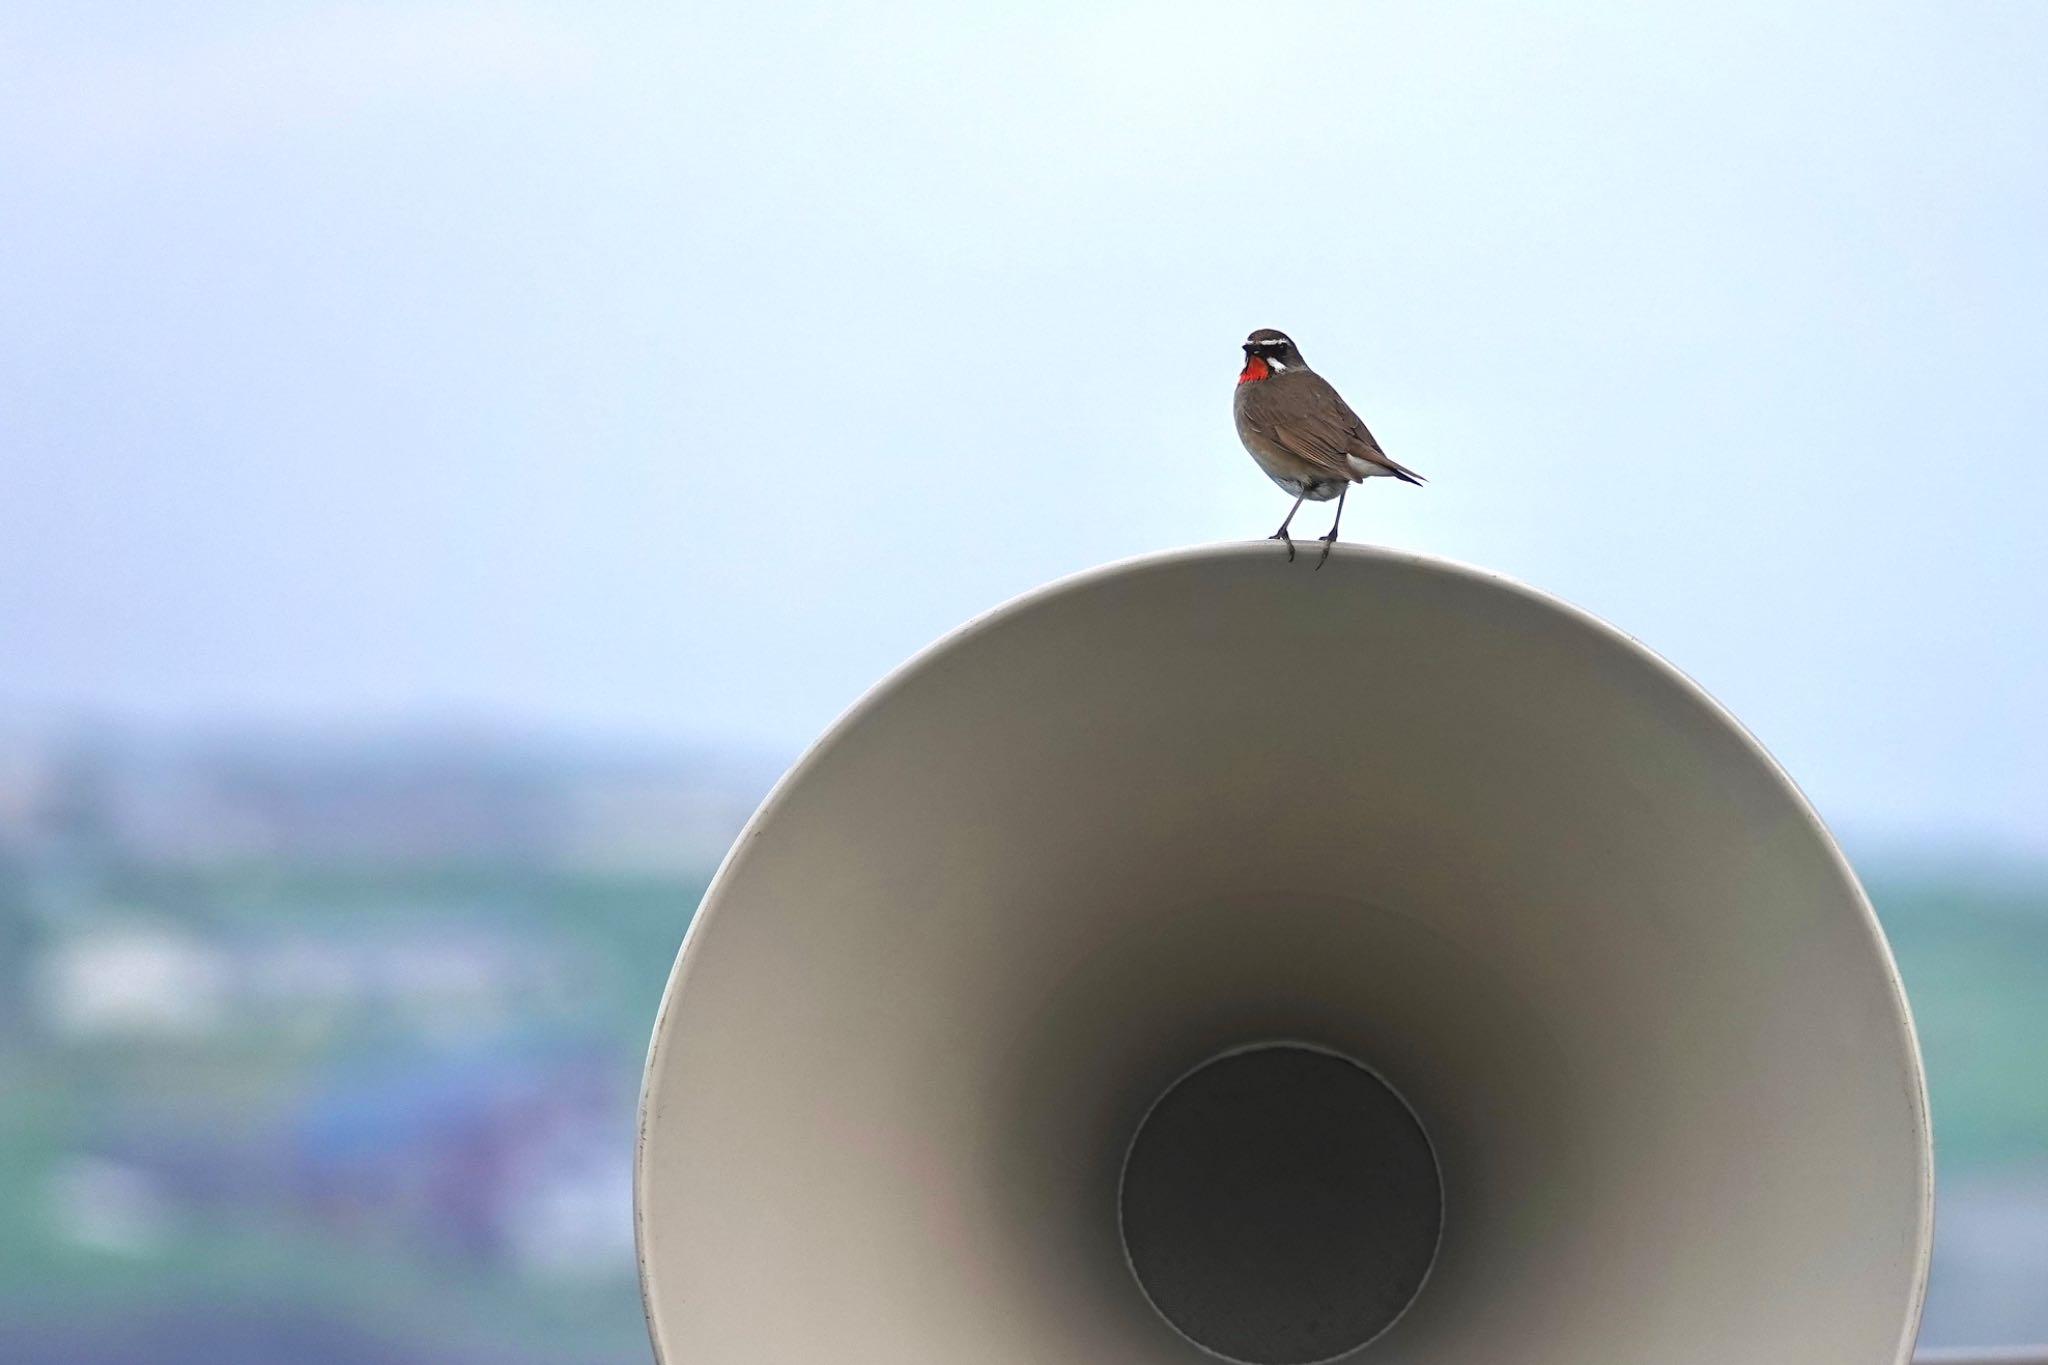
[[1237, 355, 1270, 385]]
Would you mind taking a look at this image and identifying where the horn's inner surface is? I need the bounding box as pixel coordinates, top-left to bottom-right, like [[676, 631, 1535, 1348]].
[[1118, 1044, 1442, 1364]]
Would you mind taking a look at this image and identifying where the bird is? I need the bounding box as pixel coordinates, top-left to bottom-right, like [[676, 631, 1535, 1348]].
[[1232, 328, 1423, 567]]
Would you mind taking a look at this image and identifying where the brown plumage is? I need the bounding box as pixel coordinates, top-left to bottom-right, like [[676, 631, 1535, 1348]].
[[1232, 327, 1422, 566]]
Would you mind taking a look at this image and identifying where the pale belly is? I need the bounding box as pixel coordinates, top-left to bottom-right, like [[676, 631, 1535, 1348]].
[[1264, 470, 1345, 501]]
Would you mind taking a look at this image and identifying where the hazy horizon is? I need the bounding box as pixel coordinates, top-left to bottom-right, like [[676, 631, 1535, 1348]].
[[3, 702, 2045, 880]]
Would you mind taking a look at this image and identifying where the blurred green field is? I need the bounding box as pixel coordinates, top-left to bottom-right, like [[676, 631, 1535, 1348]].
[[0, 865, 709, 1364], [1874, 877, 2048, 1173]]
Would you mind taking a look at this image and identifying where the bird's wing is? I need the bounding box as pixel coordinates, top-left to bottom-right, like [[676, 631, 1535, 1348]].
[[1295, 378, 1427, 486], [1267, 418, 1358, 482]]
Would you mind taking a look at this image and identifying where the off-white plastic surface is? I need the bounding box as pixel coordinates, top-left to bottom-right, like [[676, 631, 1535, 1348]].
[[636, 542, 1931, 1365]]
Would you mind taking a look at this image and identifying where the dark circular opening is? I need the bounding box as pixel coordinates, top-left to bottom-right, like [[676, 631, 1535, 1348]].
[[1117, 1044, 1442, 1364]]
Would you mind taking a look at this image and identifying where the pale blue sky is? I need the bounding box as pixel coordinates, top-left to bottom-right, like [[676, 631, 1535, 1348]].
[[2, 2, 2044, 852]]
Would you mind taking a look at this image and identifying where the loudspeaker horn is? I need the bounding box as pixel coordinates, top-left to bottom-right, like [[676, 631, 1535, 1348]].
[[637, 543, 1932, 1365]]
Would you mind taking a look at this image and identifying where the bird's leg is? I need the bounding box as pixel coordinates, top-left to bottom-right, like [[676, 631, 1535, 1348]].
[[1270, 493, 1307, 562], [1316, 486, 1349, 569]]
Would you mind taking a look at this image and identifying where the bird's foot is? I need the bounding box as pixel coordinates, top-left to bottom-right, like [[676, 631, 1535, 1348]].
[[1316, 531, 1338, 570], [1270, 529, 1296, 562]]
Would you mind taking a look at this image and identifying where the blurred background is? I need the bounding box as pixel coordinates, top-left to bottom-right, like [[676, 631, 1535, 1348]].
[[2, 2, 2045, 1360]]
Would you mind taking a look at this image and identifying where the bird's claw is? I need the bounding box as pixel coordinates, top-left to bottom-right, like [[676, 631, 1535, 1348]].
[[1270, 530, 1295, 562], [1316, 533, 1337, 570]]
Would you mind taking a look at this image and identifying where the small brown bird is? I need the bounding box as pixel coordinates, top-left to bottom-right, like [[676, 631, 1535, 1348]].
[[1233, 328, 1423, 566]]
